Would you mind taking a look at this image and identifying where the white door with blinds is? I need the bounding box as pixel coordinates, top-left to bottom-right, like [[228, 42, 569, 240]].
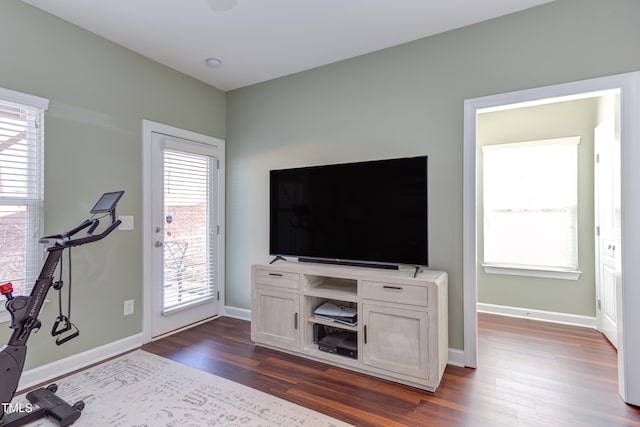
[[150, 132, 220, 338]]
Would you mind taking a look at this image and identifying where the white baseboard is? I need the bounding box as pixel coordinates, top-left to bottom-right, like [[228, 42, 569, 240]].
[[19, 333, 144, 391], [224, 305, 251, 321], [447, 348, 465, 367], [477, 302, 596, 328]]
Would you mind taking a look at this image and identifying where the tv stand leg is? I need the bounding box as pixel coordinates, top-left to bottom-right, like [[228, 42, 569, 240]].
[[269, 256, 287, 264]]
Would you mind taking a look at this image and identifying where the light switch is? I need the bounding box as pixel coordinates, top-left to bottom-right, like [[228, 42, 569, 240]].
[[119, 216, 134, 230]]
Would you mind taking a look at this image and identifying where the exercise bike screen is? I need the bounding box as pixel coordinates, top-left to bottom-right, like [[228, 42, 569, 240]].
[[90, 191, 124, 214]]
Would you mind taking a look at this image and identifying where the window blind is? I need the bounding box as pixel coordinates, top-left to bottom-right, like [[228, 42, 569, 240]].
[[162, 148, 216, 312], [0, 87, 48, 296], [482, 136, 580, 270]]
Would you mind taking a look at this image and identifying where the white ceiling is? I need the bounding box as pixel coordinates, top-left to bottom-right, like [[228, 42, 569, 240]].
[[21, 0, 554, 92]]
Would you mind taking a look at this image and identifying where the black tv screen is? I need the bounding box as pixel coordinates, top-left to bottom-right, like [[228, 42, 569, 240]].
[[270, 156, 428, 267]]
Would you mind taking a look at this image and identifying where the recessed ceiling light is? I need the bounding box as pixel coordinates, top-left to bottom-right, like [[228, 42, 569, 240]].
[[207, 0, 237, 11], [205, 58, 222, 69]]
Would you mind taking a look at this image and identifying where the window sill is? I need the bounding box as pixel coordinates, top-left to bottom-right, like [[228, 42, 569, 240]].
[[482, 264, 581, 280]]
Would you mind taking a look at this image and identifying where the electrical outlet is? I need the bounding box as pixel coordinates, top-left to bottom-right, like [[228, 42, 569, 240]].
[[124, 299, 134, 316]]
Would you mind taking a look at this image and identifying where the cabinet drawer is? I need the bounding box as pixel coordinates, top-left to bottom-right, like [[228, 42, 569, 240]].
[[254, 269, 300, 289], [362, 281, 428, 307]]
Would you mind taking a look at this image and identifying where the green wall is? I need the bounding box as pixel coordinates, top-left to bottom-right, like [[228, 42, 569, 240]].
[[3, 0, 640, 367], [476, 97, 602, 316], [0, 0, 225, 369], [226, 0, 640, 350]]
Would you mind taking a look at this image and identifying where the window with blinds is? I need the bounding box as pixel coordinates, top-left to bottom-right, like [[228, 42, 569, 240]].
[[162, 148, 217, 312], [482, 136, 580, 273], [0, 88, 48, 297]]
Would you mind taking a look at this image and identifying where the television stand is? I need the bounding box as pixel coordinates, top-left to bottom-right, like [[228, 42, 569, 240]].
[[251, 261, 448, 391], [269, 255, 287, 264]]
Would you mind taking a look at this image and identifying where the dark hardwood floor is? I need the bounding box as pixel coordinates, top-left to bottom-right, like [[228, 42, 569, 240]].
[[142, 313, 640, 426]]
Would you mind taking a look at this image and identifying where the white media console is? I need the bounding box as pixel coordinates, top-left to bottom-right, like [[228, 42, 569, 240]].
[[251, 261, 448, 391]]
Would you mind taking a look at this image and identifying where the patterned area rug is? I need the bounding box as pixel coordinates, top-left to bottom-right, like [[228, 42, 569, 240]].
[[13, 350, 351, 426]]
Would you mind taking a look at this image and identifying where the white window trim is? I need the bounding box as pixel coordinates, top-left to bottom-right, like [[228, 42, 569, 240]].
[[0, 87, 49, 110], [482, 136, 581, 276], [0, 87, 49, 323], [482, 135, 580, 152], [482, 263, 582, 280]]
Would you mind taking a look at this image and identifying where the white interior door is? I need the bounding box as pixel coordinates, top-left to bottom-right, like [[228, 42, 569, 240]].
[[594, 112, 621, 348], [150, 131, 220, 337]]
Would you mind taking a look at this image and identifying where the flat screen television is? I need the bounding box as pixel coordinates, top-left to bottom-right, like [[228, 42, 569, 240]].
[[270, 156, 428, 268]]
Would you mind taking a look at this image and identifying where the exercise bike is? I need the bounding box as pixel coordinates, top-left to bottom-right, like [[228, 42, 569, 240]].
[[0, 191, 124, 426]]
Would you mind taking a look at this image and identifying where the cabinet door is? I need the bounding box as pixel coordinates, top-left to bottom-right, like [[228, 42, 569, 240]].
[[362, 304, 429, 379], [252, 288, 301, 350]]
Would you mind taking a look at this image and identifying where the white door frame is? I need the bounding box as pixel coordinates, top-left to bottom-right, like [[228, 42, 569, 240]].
[[142, 120, 226, 343], [463, 71, 640, 405]]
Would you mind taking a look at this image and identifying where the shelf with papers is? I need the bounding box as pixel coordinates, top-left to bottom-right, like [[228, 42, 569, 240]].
[[307, 316, 357, 332]]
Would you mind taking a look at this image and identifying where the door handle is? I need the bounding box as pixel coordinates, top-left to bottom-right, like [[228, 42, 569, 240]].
[[154, 241, 163, 248]]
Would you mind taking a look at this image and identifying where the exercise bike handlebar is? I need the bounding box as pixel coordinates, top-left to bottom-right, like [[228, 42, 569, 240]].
[[39, 217, 122, 250]]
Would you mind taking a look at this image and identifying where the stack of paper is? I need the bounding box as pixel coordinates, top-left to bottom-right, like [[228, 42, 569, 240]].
[[314, 302, 357, 327]]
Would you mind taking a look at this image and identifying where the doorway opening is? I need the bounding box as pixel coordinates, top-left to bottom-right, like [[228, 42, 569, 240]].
[[463, 71, 640, 405], [475, 90, 619, 349]]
